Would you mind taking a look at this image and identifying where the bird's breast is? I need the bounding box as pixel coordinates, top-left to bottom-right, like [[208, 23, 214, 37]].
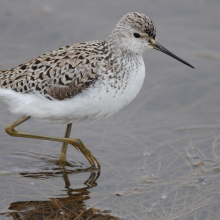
[[74, 55, 146, 121]]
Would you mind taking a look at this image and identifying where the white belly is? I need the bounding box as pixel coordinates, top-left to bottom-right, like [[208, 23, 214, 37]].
[[0, 58, 145, 124]]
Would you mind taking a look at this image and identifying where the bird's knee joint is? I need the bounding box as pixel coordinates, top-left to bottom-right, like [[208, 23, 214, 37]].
[[5, 126, 16, 136]]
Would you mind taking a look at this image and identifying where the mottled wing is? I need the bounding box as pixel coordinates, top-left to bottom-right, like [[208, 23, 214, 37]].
[[0, 41, 107, 100]]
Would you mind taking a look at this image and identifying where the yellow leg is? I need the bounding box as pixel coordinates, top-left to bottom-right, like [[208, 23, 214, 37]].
[[5, 116, 100, 168], [59, 123, 72, 163]]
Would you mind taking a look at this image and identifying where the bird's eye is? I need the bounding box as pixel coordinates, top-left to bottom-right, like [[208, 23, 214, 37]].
[[133, 33, 141, 38]]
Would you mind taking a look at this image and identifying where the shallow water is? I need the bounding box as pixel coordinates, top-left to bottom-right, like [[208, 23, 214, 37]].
[[0, 0, 220, 219]]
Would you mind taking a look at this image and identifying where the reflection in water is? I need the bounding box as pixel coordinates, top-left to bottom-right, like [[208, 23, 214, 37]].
[[2, 160, 119, 219], [20, 160, 100, 189]]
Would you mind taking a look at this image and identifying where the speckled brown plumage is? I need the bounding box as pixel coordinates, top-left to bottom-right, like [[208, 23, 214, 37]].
[[0, 41, 110, 100], [116, 12, 156, 38]]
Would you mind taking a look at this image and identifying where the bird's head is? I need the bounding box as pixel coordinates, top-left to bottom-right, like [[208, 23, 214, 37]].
[[109, 12, 194, 68]]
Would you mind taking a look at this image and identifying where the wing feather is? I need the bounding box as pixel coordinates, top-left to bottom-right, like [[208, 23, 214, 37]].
[[0, 40, 107, 100]]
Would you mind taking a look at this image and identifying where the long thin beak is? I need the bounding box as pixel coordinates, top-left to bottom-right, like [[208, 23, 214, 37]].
[[150, 40, 194, 69]]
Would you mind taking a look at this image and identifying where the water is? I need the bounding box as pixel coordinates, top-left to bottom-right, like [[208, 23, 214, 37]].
[[0, 0, 220, 219]]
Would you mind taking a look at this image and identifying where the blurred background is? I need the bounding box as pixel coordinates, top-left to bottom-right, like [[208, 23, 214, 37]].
[[0, 0, 220, 219]]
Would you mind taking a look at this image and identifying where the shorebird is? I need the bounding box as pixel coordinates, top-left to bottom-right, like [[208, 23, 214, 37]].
[[0, 12, 194, 168]]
